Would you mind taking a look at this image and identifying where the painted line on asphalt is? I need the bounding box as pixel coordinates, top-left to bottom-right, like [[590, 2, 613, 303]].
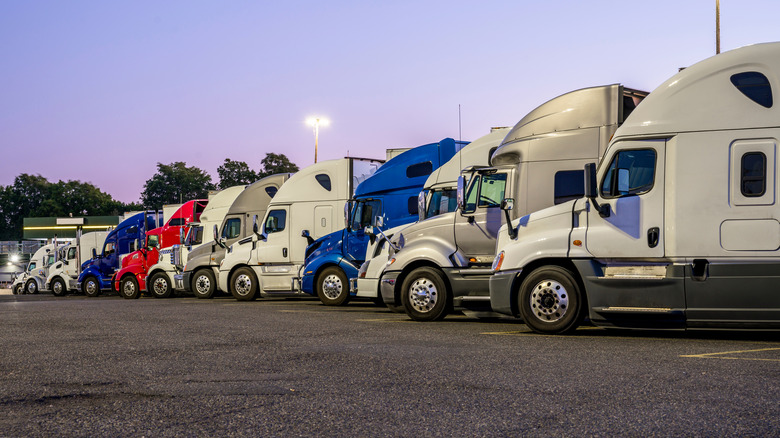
[[354, 318, 414, 323], [680, 347, 780, 361], [481, 326, 602, 336]]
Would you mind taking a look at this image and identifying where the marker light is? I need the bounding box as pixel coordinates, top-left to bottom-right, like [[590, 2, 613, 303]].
[[492, 251, 505, 271]]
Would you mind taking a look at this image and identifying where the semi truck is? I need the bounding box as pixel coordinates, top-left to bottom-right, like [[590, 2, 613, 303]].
[[77, 212, 161, 297], [115, 199, 208, 299], [301, 138, 468, 306], [218, 157, 382, 300], [11, 243, 64, 294], [350, 128, 509, 304], [380, 84, 647, 321], [490, 42, 780, 333], [46, 231, 108, 296], [177, 174, 291, 298], [125, 186, 244, 299]]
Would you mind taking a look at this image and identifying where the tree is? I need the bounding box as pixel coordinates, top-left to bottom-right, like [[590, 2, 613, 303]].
[[141, 162, 215, 210], [258, 153, 299, 178], [216, 159, 260, 189]]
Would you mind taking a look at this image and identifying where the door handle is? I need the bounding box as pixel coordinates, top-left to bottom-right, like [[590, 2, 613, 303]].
[[283, 248, 287, 257], [647, 227, 659, 248]]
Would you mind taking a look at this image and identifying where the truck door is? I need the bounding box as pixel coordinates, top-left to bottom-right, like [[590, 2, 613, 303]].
[[259, 207, 291, 291], [346, 199, 381, 263], [454, 172, 509, 262]]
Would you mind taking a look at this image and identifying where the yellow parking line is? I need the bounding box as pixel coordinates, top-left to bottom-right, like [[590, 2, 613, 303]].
[[681, 347, 780, 361], [354, 318, 414, 323]]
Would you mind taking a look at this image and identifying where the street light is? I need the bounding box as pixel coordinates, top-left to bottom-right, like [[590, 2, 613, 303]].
[[306, 117, 330, 163]]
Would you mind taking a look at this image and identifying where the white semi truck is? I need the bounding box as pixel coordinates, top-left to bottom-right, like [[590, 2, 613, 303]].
[[219, 158, 382, 300], [380, 84, 647, 321], [11, 243, 65, 294], [45, 231, 108, 296], [490, 42, 780, 333]]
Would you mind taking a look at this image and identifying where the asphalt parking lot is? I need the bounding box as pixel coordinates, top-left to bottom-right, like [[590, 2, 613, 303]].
[[1, 291, 779, 437]]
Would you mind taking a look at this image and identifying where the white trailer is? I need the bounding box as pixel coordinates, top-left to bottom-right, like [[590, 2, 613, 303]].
[[490, 42, 780, 333], [219, 157, 382, 300], [45, 231, 108, 296]]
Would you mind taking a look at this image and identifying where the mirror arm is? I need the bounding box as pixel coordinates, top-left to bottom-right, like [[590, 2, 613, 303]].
[[503, 209, 517, 239], [589, 197, 610, 218]]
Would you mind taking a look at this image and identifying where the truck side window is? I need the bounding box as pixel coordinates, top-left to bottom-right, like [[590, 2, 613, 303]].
[[265, 187, 278, 198], [104, 242, 115, 255], [406, 162, 433, 178], [265, 210, 287, 234], [315, 174, 332, 191], [29, 262, 36, 271], [68, 247, 77, 259], [169, 218, 186, 227], [222, 218, 241, 239], [464, 176, 480, 213], [352, 200, 381, 230], [478, 173, 507, 208], [554, 170, 585, 204], [731, 71, 772, 108], [741, 152, 767, 196], [427, 189, 457, 218], [407, 196, 418, 215], [601, 149, 656, 198]]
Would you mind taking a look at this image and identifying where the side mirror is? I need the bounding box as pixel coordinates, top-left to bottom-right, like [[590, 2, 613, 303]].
[[417, 191, 426, 222], [301, 230, 314, 245], [364, 226, 376, 245], [456, 175, 466, 211], [213, 224, 219, 242], [92, 248, 97, 259], [344, 201, 351, 231], [500, 198, 514, 211], [180, 229, 187, 245], [584, 162, 610, 217], [374, 216, 384, 229], [500, 198, 517, 239], [252, 215, 259, 236]]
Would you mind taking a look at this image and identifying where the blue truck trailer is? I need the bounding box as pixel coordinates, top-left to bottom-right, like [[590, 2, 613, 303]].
[[77, 211, 160, 297], [300, 138, 468, 305]]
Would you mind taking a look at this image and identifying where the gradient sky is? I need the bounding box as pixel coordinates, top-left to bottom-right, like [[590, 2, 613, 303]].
[[2, 1, 780, 203]]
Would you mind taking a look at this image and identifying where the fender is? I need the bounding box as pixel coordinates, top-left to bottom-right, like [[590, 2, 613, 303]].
[[301, 252, 349, 295], [386, 213, 457, 274]]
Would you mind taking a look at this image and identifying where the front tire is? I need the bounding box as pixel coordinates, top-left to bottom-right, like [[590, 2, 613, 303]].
[[401, 267, 450, 321], [316, 267, 350, 306], [13, 283, 23, 295], [149, 272, 173, 298], [192, 269, 216, 299], [25, 279, 39, 294], [231, 267, 258, 301], [82, 276, 101, 297], [51, 278, 68, 297], [518, 266, 584, 334], [119, 276, 141, 299]]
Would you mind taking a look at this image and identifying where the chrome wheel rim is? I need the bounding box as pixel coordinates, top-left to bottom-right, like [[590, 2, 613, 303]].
[[408, 277, 437, 313], [529, 279, 569, 323], [27, 282, 36, 294], [195, 275, 211, 295], [53, 281, 63, 295], [122, 280, 136, 296], [152, 277, 168, 296], [86, 280, 97, 295], [322, 274, 343, 300], [234, 274, 252, 296]]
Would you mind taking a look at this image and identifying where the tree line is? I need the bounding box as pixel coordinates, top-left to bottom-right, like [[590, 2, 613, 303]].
[[0, 153, 298, 240]]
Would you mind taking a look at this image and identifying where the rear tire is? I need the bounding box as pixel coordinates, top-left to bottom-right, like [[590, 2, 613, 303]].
[[51, 278, 67, 297], [25, 279, 39, 294], [401, 267, 450, 321], [149, 272, 173, 298], [82, 276, 101, 297], [119, 276, 141, 299], [192, 269, 216, 299], [231, 267, 258, 301], [518, 266, 584, 334], [316, 267, 350, 306]]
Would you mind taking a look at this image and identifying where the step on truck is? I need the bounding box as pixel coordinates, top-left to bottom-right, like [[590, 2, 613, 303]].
[[77, 212, 161, 297], [115, 199, 208, 299], [177, 174, 292, 298], [351, 128, 509, 304], [11, 243, 65, 294], [46, 231, 108, 296], [134, 186, 245, 299], [490, 42, 780, 333], [219, 157, 382, 300], [380, 84, 647, 321], [301, 138, 468, 306]]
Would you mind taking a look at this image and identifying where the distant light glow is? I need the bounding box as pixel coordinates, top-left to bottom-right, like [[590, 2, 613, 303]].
[[10, 254, 19, 262], [306, 117, 330, 127]]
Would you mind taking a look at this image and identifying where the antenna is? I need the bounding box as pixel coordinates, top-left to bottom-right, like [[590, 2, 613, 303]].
[[458, 104, 462, 142], [716, 0, 720, 54]]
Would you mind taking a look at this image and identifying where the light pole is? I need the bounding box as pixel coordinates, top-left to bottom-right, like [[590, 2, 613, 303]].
[[307, 117, 329, 163]]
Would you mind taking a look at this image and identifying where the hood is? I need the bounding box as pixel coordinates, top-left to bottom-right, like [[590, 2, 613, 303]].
[[304, 229, 344, 264]]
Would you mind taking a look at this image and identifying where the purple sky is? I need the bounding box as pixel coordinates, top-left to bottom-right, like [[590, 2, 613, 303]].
[[2, 1, 779, 203]]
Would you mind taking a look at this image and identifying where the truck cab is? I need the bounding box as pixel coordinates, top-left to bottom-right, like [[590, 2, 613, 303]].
[[12, 243, 63, 294], [301, 138, 468, 306], [178, 174, 291, 298], [46, 231, 108, 296], [219, 157, 382, 300], [491, 43, 780, 333], [380, 84, 647, 321]]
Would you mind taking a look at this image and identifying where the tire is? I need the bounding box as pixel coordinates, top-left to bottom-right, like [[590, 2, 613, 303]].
[[82, 276, 101, 297], [230, 267, 258, 301], [518, 266, 584, 334], [25, 279, 39, 294], [13, 283, 23, 295], [148, 272, 173, 298], [192, 269, 216, 299], [119, 276, 141, 299], [51, 278, 68, 297], [401, 267, 450, 321], [316, 267, 350, 306]]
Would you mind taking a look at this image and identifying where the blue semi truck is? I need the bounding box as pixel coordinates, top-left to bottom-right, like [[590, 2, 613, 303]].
[[300, 138, 468, 305], [77, 211, 161, 297]]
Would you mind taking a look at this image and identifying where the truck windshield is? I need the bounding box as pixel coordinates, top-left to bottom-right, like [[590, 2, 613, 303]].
[[426, 189, 457, 218], [351, 199, 382, 230]]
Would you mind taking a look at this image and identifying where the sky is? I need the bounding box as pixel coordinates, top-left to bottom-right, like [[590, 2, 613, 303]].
[[2, 1, 780, 203]]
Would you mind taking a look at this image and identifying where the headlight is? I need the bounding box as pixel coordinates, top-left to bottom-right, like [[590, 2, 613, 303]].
[[386, 258, 396, 267], [492, 251, 505, 272]]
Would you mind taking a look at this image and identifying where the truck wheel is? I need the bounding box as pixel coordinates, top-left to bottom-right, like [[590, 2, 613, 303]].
[[25, 279, 39, 294], [51, 278, 68, 297], [13, 283, 23, 295], [518, 266, 583, 335], [401, 267, 450, 321], [82, 276, 101, 297], [192, 269, 216, 299], [316, 267, 350, 306], [231, 267, 258, 301], [119, 276, 141, 299], [149, 272, 173, 298]]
